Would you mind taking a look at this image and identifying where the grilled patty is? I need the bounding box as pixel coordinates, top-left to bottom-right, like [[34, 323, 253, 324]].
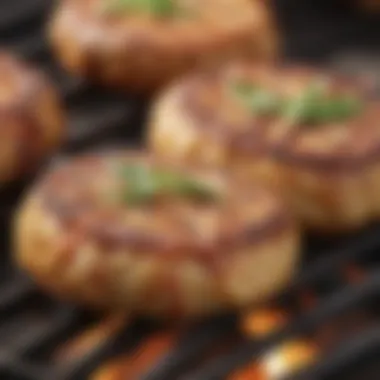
[[14, 151, 299, 318], [49, 0, 278, 92], [0, 52, 64, 184], [149, 62, 380, 231]]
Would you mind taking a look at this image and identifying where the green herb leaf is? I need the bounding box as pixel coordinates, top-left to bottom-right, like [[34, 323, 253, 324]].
[[282, 81, 324, 124], [232, 82, 281, 116], [171, 177, 218, 201], [120, 164, 159, 204], [105, 0, 177, 17], [283, 81, 363, 125], [120, 164, 218, 205], [232, 80, 363, 125], [149, 0, 176, 16]]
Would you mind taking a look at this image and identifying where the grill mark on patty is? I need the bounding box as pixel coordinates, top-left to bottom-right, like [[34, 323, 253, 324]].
[[46, 196, 290, 254], [181, 65, 380, 172], [39, 154, 291, 271]]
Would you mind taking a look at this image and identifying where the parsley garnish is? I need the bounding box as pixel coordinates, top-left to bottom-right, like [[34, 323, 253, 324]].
[[233, 82, 282, 116], [283, 81, 363, 125], [232, 80, 363, 125], [105, 0, 177, 17], [120, 164, 218, 205]]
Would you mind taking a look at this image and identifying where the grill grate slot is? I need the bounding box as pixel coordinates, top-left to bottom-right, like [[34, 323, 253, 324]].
[[140, 315, 239, 380], [59, 320, 156, 380], [183, 273, 380, 379], [8, 33, 47, 61], [291, 326, 380, 380], [0, 0, 48, 40]]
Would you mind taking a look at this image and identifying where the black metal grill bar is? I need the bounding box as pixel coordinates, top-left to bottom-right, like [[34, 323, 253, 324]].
[[0, 0, 48, 38], [59, 319, 156, 380], [291, 225, 380, 290], [183, 272, 380, 379], [4, 360, 52, 380], [136, 235, 380, 380], [65, 104, 135, 153], [0, 281, 36, 315], [140, 315, 238, 380], [47, 67, 88, 101], [291, 325, 380, 380], [11, 33, 49, 61], [22, 310, 88, 362], [9, 236, 376, 380], [16, 308, 78, 356]]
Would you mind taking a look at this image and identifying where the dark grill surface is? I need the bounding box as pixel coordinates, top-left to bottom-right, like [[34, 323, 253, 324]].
[[2, 1, 380, 379]]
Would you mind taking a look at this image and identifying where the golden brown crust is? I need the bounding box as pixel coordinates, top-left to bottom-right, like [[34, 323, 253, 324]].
[[0, 52, 64, 183], [49, 0, 279, 92], [14, 151, 299, 318], [39, 152, 291, 255], [149, 62, 380, 230], [179, 64, 378, 170]]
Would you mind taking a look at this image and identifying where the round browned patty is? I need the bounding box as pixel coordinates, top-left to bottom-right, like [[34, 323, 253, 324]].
[[0, 52, 64, 184], [149, 62, 380, 231], [14, 151, 299, 318], [49, 0, 278, 93]]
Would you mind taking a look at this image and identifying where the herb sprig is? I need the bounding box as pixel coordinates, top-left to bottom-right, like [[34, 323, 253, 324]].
[[105, 0, 177, 17], [120, 164, 218, 205], [232, 80, 363, 125], [233, 82, 281, 116]]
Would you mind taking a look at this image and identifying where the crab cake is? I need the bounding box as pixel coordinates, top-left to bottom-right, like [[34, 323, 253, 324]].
[[0, 52, 64, 184], [15, 151, 299, 318], [149, 63, 380, 231], [49, 0, 278, 93]]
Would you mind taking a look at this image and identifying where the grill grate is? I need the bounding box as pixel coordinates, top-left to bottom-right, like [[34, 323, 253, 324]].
[[1, 1, 380, 379]]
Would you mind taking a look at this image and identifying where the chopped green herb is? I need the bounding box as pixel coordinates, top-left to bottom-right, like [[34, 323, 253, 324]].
[[231, 80, 363, 125], [120, 164, 160, 204], [282, 81, 324, 124], [105, 0, 177, 17], [119, 164, 218, 205], [283, 81, 363, 125], [232, 82, 281, 116]]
